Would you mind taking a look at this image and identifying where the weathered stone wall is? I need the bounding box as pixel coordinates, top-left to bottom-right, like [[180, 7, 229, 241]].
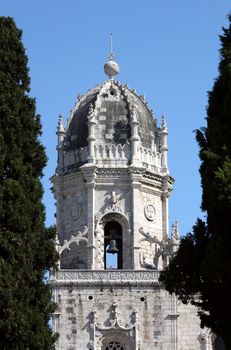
[[52, 276, 202, 350]]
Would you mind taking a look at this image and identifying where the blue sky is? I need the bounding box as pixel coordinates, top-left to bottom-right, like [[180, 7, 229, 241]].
[[1, 1, 230, 236]]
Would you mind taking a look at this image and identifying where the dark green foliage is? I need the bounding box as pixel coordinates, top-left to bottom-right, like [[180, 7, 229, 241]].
[[0, 17, 58, 349], [160, 14, 231, 348]]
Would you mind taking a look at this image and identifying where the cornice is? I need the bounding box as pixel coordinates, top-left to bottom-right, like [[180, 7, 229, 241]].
[[51, 270, 160, 287]]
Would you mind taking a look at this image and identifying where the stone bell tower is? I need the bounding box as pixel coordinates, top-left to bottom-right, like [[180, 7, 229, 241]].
[[51, 50, 206, 349]]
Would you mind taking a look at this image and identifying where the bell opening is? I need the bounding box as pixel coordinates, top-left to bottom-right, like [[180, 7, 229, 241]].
[[104, 220, 122, 270]]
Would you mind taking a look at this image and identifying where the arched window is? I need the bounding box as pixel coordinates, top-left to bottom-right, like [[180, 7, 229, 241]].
[[105, 341, 125, 350], [104, 221, 123, 269]]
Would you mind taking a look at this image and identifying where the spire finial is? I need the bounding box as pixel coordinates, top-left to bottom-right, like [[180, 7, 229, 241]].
[[161, 114, 167, 129], [57, 113, 65, 134], [104, 33, 120, 80], [109, 33, 115, 60], [109, 33, 113, 59]]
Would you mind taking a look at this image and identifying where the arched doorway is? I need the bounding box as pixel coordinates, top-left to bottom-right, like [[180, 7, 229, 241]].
[[104, 221, 123, 269]]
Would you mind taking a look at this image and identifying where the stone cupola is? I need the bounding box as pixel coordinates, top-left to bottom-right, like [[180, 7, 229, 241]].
[[52, 53, 174, 272], [56, 56, 168, 175]]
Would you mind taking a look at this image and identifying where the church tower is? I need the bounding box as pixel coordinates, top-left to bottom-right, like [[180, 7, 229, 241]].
[[51, 50, 207, 349]]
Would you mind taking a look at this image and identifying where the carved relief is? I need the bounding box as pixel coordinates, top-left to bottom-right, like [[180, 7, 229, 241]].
[[94, 302, 138, 331], [70, 203, 82, 220], [56, 226, 88, 269], [144, 203, 156, 221], [91, 302, 137, 350], [55, 270, 160, 284], [95, 222, 104, 269], [139, 227, 179, 270], [68, 192, 84, 221], [95, 189, 131, 227], [56, 226, 88, 255]]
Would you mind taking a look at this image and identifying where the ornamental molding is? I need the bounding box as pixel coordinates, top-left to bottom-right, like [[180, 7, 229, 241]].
[[143, 171, 163, 182], [92, 302, 138, 331], [56, 226, 88, 255], [96, 168, 129, 177], [95, 191, 131, 225], [52, 270, 160, 286]]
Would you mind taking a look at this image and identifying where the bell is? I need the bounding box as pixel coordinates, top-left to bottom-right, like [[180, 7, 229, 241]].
[[106, 240, 119, 254]]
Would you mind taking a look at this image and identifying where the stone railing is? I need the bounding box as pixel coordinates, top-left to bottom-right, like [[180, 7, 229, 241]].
[[63, 145, 89, 168], [51, 269, 160, 286], [94, 143, 131, 166], [59, 143, 165, 174]]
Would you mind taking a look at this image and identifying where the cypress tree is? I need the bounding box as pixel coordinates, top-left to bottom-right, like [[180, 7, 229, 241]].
[[160, 14, 231, 348], [0, 17, 57, 349]]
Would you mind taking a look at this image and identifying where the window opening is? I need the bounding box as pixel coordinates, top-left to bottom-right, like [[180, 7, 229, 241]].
[[104, 221, 122, 269], [105, 341, 124, 350]]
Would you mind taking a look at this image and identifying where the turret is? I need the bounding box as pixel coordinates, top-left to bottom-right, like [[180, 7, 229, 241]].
[[160, 114, 168, 172], [56, 113, 66, 172], [87, 103, 96, 163]]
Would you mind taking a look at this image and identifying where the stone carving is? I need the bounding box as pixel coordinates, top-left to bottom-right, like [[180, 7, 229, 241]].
[[144, 203, 156, 221], [54, 270, 160, 284], [68, 192, 84, 221], [93, 302, 138, 331], [87, 103, 95, 120], [70, 203, 82, 220], [97, 190, 123, 215], [110, 190, 119, 206], [139, 247, 162, 270], [95, 191, 131, 227], [95, 222, 104, 269], [139, 227, 179, 269], [56, 226, 88, 255]]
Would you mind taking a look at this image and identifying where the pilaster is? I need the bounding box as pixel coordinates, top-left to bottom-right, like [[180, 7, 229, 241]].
[[129, 166, 145, 269], [81, 164, 97, 269]]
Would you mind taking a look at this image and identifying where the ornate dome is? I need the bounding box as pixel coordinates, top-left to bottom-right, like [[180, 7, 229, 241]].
[[64, 80, 157, 152], [56, 58, 168, 175]]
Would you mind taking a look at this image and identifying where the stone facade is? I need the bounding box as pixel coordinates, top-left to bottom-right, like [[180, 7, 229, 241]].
[[51, 270, 204, 350], [51, 56, 214, 349]]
